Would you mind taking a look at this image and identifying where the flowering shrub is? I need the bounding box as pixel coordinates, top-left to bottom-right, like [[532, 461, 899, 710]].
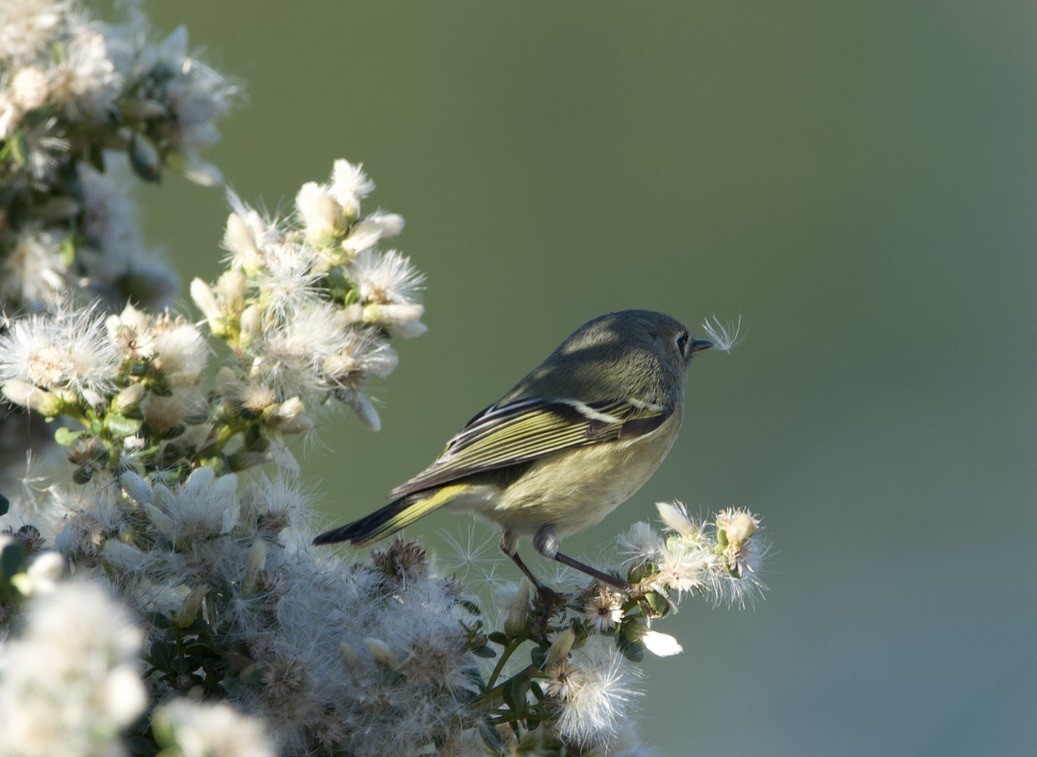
[[0, 2, 767, 754]]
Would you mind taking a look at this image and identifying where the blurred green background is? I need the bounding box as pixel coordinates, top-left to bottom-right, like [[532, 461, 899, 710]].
[[142, 2, 1037, 754]]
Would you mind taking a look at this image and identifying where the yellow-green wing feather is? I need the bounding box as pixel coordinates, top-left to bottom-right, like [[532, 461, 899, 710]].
[[389, 397, 671, 499]]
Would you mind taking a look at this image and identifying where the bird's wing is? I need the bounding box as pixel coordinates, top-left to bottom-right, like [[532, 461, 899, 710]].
[[388, 396, 672, 498]]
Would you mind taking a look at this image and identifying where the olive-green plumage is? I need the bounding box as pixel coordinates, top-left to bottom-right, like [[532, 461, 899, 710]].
[[313, 310, 711, 588]]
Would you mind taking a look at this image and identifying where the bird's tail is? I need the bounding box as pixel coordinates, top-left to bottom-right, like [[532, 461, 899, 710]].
[[312, 484, 466, 547]]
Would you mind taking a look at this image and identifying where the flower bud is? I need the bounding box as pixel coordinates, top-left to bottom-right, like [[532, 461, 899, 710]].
[[363, 637, 397, 668], [242, 540, 267, 593], [175, 584, 209, 628], [544, 627, 575, 670], [190, 278, 220, 322], [2, 381, 61, 416], [240, 305, 261, 345], [103, 540, 145, 571], [503, 582, 531, 636], [716, 508, 758, 548], [112, 383, 145, 413]]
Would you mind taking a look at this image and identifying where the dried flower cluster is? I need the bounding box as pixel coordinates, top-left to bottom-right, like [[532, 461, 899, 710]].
[[0, 0, 236, 317], [454, 500, 766, 752], [0, 2, 767, 755]]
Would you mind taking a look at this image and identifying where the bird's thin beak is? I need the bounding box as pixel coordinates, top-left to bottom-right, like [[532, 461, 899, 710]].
[[690, 339, 712, 353]]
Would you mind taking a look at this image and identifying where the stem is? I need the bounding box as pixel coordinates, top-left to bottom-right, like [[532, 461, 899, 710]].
[[199, 423, 238, 460], [485, 638, 523, 692], [481, 663, 535, 704]]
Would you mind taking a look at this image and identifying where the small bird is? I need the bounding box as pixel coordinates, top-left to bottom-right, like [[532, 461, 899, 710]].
[[313, 310, 711, 590]]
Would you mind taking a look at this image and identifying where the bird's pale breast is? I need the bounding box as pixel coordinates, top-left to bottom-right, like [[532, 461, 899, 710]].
[[463, 411, 683, 538]]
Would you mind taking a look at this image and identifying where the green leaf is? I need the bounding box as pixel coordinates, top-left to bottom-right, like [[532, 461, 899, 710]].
[[616, 626, 645, 663], [169, 656, 195, 674], [9, 131, 28, 166], [458, 598, 481, 615], [128, 133, 161, 182], [106, 413, 142, 438], [54, 427, 83, 446], [122, 733, 160, 757], [87, 143, 106, 173], [507, 674, 530, 717], [487, 631, 509, 646], [184, 642, 217, 660], [529, 646, 546, 669], [0, 491, 9, 517], [479, 721, 504, 752], [471, 645, 497, 659], [148, 640, 174, 669], [147, 612, 173, 630], [72, 466, 94, 484], [643, 591, 671, 619], [243, 423, 262, 449]]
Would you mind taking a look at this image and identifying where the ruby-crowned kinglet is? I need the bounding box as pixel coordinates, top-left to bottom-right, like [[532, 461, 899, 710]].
[[314, 310, 712, 589]]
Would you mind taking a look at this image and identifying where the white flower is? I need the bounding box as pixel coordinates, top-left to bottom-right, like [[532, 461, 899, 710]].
[[252, 303, 348, 398], [136, 25, 236, 153], [105, 303, 156, 359], [582, 586, 624, 632], [0, 0, 70, 65], [341, 211, 404, 253], [545, 659, 582, 702], [322, 327, 399, 382], [151, 317, 208, 384], [349, 248, 424, 306], [149, 467, 239, 548], [330, 159, 375, 218], [0, 227, 69, 308], [555, 638, 641, 748], [155, 700, 274, 757], [10, 66, 50, 110], [655, 501, 701, 541], [0, 304, 122, 397], [0, 581, 147, 757], [222, 211, 264, 273], [641, 629, 683, 657], [716, 507, 759, 548], [295, 181, 344, 242], [619, 521, 662, 563], [655, 537, 712, 595], [45, 25, 119, 119], [709, 509, 768, 608], [254, 241, 323, 324]]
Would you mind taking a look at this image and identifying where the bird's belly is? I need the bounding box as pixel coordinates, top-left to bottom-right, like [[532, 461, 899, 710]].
[[475, 419, 680, 538]]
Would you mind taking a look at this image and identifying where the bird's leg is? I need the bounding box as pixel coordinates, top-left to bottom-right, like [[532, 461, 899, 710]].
[[533, 526, 631, 592], [499, 531, 566, 639], [499, 530, 547, 592]]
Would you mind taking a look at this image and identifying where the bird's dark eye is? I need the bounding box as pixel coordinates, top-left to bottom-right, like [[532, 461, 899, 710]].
[[675, 330, 690, 356]]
